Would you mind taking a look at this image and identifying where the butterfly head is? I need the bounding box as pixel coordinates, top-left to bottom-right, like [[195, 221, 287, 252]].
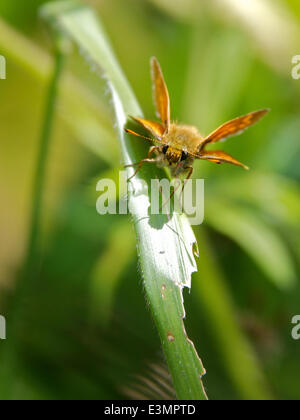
[[162, 145, 189, 164]]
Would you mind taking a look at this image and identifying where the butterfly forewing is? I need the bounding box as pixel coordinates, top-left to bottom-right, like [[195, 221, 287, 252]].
[[151, 57, 171, 132], [199, 109, 269, 150], [130, 116, 166, 139]]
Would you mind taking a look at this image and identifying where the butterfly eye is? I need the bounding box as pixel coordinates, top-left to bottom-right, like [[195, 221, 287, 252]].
[[181, 151, 188, 161], [162, 145, 169, 154]]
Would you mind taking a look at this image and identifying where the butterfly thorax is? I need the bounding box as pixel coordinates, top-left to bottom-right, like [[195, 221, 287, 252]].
[[162, 124, 203, 156]]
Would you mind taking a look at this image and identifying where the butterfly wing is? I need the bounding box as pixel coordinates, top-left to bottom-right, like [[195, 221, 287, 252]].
[[130, 116, 166, 139], [151, 57, 171, 132], [199, 109, 269, 150], [197, 150, 249, 170]]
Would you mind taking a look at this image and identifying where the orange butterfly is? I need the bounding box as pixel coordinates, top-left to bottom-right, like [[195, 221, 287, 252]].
[[125, 57, 269, 182]]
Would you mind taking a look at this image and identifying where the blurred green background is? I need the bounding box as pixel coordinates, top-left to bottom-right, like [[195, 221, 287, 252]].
[[0, 0, 300, 400]]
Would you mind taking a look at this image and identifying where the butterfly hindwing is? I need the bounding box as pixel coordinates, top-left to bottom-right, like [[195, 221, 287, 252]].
[[199, 109, 269, 150], [197, 150, 249, 170]]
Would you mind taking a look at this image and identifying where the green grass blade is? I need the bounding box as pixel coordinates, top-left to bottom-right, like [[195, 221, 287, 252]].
[[41, 0, 208, 400], [0, 33, 66, 400], [194, 229, 273, 400], [90, 220, 136, 328], [206, 200, 297, 289], [0, 17, 118, 164]]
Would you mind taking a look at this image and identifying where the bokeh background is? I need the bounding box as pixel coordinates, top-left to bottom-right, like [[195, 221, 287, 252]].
[[0, 0, 300, 400]]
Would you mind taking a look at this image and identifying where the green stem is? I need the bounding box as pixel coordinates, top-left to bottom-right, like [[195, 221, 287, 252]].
[[25, 39, 64, 276], [0, 38, 65, 400]]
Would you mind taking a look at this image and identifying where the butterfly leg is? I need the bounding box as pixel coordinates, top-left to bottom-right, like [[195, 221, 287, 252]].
[[181, 166, 194, 194], [160, 160, 186, 210], [161, 177, 182, 210], [125, 146, 160, 181]]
